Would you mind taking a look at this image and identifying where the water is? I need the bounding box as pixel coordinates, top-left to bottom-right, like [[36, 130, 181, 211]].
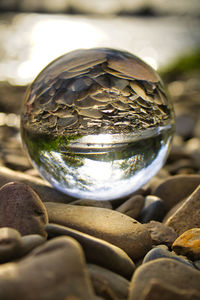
[[21, 48, 175, 200]]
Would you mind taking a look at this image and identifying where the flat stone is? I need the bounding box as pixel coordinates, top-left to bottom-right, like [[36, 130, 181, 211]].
[[0, 236, 98, 300], [140, 279, 200, 300], [129, 258, 200, 300], [19, 234, 46, 257], [88, 264, 129, 300], [172, 228, 200, 260], [153, 174, 200, 209], [143, 247, 194, 268], [0, 182, 48, 237], [116, 194, 144, 219], [139, 195, 166, 223], [0, 166, 72, 203], [144, 221, 178, 247], [46, 223, 135, 278], [165, 185, 200, 235], [0, 227, 22, 263], [44, 202, 152, 260]]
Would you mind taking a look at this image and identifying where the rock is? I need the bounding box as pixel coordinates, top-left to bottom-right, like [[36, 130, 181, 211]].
[[139, 195, 166, 223], [46, 223, 135, 278], [142, 247, 194, 268], [0, 237, 98, 300], [0, 182, 48, 237], [194, 260, 200, 270], [140, 279, 200, 300], [175, 114, 196, 139], [44, 202, 152, 260], [115, 194, 144, 219], [0, 166, 72, 203], [172, 228, 200, 260], [153, 174, 200, 209], [165, 185, 200, 235], [152, 224, 172, 241], [88, 264, 129, 300], [129, 258, 200, 300], [144, 221, 178, 247], [0, 227, 22, 263], [19, 234, 46, 256], [70, 199, 112, 209]]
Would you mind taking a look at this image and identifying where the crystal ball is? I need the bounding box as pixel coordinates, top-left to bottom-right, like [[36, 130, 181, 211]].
[[21, 48, 175, 200]]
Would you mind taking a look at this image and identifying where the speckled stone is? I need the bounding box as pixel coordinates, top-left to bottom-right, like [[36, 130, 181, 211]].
[[172, 228, 200, 260], [0, 182, 48, 237], [44, 202, 152, 260]]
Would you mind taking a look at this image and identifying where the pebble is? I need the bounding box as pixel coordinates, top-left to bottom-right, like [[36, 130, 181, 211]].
[[115, 194, 144, 219], [172, 228, 200, 260], [143, 221, 178, 247], [44, 202, 152, 260], [0, 236, 98, 300], [142, 247, 194, 268], [0, 227, 22, 263], [129, 258, 200, 300], [70, 198, 112, 209], [87, 264, 129, 300], [153, 174, 200, 209], [0, 166, 72, 203], [0, 182, 48, 237], [19, 234, 46, 257], [140, 279, 200, 300], [139, 195, 166, 223], [165, 184, 200, 235], [46, 223, 135, 278]]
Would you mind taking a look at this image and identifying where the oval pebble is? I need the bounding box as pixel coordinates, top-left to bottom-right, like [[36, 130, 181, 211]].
[[139, 195, 166, 223], [46, 223, 135, 278], [0, 182, 48, 237], [0, 227, 22, 263], [116, 194, 144, 219], [44, 202, 152, 260]]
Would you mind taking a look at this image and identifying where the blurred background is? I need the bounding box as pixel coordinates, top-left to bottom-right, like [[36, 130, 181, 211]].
[[0, 0, 200, 175]]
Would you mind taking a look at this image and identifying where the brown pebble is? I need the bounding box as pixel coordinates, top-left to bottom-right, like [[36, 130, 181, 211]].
[[70, 199, 112, 209], [19, 234, 46, 256], [0, 182, 48, 237], [0, 166, 73, 203], [46, 223, 135, 278], [116, 194, 144, 219], [165, 184, 200, 235], [144, 221, 178, 247], [0, 237, 98, 300], [88, 264, 130, 300], [140, 279, 200, 300], [172, 228, 200, 260], [153, 174, 200, 209], [0, 227, 22, 263], [129, 258, 200, 300], [44, 202, 152, 260]]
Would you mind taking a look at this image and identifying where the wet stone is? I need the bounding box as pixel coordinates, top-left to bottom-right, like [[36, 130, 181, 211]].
[[0, 182, 48, 237], [44, 202, 152, 260], [0, 227, 22, 263], [88, 264, 130, 300], [165, 185, 200, 235], [46, 223, 135, 278], [144, 221, 178, 247], [172, 228, 200, 260], [0, 236, 98, 300]]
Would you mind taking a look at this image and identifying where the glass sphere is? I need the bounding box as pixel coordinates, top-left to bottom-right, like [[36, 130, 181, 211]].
[[21, 48, 175, 200]]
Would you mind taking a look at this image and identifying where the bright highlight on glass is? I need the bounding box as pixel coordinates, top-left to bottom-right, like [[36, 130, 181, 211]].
[[21, 48, 175, 200]]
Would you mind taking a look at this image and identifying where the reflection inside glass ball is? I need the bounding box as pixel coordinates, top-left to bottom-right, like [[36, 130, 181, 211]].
[[21, 48, 175, 200]]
